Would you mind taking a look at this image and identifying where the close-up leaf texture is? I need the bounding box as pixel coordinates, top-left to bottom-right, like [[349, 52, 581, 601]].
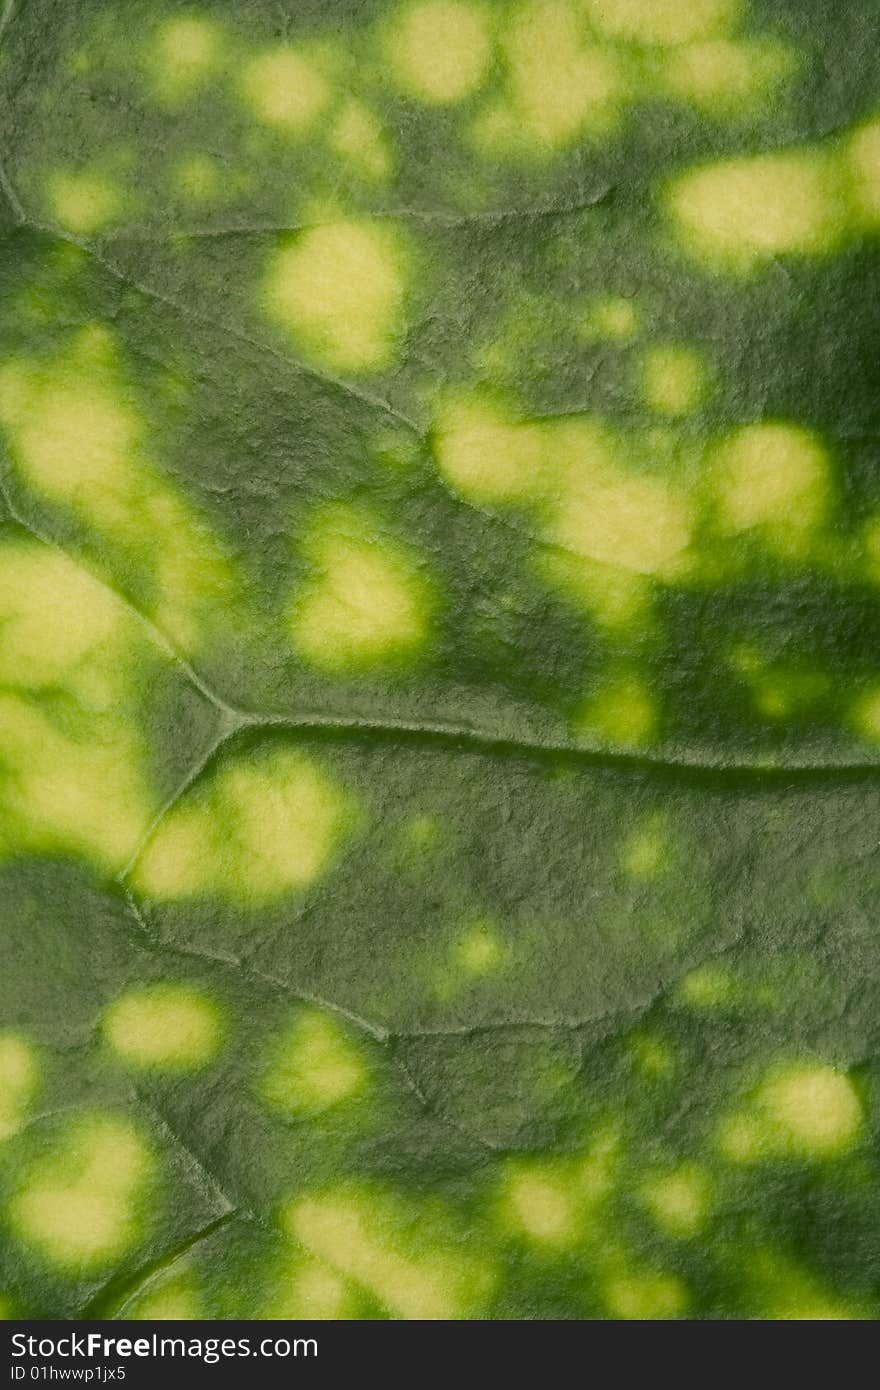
[[1, 0, 880, 1320]]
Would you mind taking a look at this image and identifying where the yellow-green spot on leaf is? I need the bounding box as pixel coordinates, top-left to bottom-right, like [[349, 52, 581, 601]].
[[103, 985, 222, 1071], [641, 344, 706, 416], [713, 422, 829, 552], [262, 1011, 368, 1113], [667, 150, 844, 270], [285, 1187, 493, 1319], [0, 1035, 38, 1142], [134, 749, 355, 903], [433, 395, 551, 503], [47, 171, 122, 235], [10, 1114, 152, 1271], [718, 1062, 862, 1162], [745, 1249, 861, 1321], [329, 101, 392, 180], [498, 0, 622, 151], [581, 295, 639, 340], [679, 965, 734, 1009], [503, 1168, 578, 1245], [174, 155, 221, 202], [847, 118, 880, 224], [620, 816, 670, 880], [584, 0, 738, 46], [129, 1278, 201, 1321], [268, 1257, 356, 1319], [641, 1165, 710, 1238], [264, 220, 409, 373], [553, 465, 692, 578], [151, 18, 222, 101], [850, 686, 880, 743], [291, 505, 433, 670], [239, 48, 331, 133], [662, 38, 795, 115], [576, 675, 657, 748], [385, 1, 493, 105], [454, 918, 503, 974], [604, 1270, 689, 1319], [628, 1034, 675, 1079]]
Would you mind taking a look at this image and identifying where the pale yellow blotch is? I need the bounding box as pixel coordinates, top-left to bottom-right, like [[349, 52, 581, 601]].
[[620, 816, 669, 880], [553, 467, 692, 578], [329, 101, 392, 180], [152, 18, 222, 100], [501, 0, 621, 149], [454, 918, 503, 975], [582, 296, 639, 340], [286, 1190, 492, 1319], [576, 675, 657, 747], [433, 396, 552, 503], [131, 1279, 201, 1321], [10, 1115, 151, 1271], [851, 686, 880, 743], [47, 171, 122, 234], [103, 985, 222, 1070], [538, 550, 652, 631], [847, 119, 880, 223], [262, 1011, 367, 1112], [604, 1270, 689, 1319], [239, 48, 331, 133], [679, 965, 734, 1009], [268, 1259, 355, 1319], [641, 344, 705, 416], [385, 1, 493, 104], [713, 423, 829, 551], [292, 506, 432, 670], [0, 545, 121, 691], [134, 750, 354, 903], [584, 0, 737, 46], [662, 39, 795, 115], [504, 1169, 578, 1244], [264, 220, 408, 372], [668, 151, 843, 270], [0, 1035, 38, 1142], [174, 155, 221, 202], [641, 1165, 710, 1238], [719, 1063, 862, 1162]]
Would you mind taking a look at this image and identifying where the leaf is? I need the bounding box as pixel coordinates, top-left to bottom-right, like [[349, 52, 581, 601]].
[[1, 0, 880, 1321]]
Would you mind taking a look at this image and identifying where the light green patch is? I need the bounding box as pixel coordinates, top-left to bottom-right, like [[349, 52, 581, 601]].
[[503, 1167, 579, 1244], [103, 985, 223, 1071], [718, 1062, 862, 1162], [584, 0, 737, 46], [667, 150, 844, 270], [712, 422, 829, 554], [291, 504, 433, 670], [641, 344, 706, 416], [0, 328, 234, 653], [267, 1256, 356, 1318], [129, 1277, 201, 1320], [847, 118, 880, 223], [851, 686, 880, 743], [662, 38, 795, 115], [539, 550, 652, 631], [239, 48, 331, 133], [576, 675, 657, 748], [133, 749, 355, 903], [47, 170, 123, 234], [173, 155, 221, 202], [603, 1269, 689, 1319], [454, 918, 503, 974], [329, 100, 392, 180], [285, 1187, 494, 1319], [679, 965, 734, 1008], [581, 295, 639, 340], [150, 18, 222, 102], [262, 1011, 368, 1113], [433, 395, 552, 503], [641, 1165, 710, 1238], [552, 464, 692, 578], [744, 1248, 861, 1320], [730, 645, 830, 721], [620, 815, 670, 880], [10, 1114, 152, 1271], [495, 0, 622, 151], [628, 1034, 675, 1079], [385, 1, 493, 104], [264, 220, 409, 372], [0, 1035, 38, 1142]]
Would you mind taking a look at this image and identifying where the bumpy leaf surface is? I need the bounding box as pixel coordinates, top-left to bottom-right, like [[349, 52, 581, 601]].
[[1, 0, 880, 1320]]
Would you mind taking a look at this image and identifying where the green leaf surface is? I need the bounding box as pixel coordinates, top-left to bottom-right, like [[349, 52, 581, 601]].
[[1, 0, 880, 1320]]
